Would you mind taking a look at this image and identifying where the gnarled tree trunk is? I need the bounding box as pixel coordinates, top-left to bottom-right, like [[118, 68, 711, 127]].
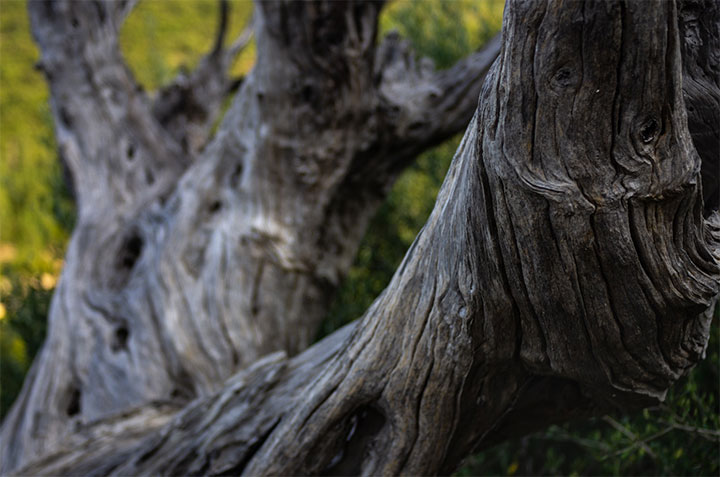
[[2, 0, 719, 475], [0, 0, 500, 472]]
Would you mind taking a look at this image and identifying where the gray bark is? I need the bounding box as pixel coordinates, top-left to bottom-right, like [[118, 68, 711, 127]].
[[2, 0, 719, 475]]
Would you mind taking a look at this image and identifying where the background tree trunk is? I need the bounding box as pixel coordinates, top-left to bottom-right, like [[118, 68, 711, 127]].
[[0, 0, 500, 472], [2, 0, 719, 475]]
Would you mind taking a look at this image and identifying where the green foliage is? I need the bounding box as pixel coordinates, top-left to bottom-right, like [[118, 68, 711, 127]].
[[0, 0, 73, 267], [0, 0, 72, 418], [0, 283, 50, 418], [380, 0, 503, 70], [119, 0, 254, 90]]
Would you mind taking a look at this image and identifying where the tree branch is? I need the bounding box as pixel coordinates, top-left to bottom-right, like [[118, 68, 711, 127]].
[[375, 31, 503, 166], [151, 1, 254, 154], [29, 0, 188, 219]]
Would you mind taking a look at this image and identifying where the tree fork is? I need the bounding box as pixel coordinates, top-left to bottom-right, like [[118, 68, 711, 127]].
[[1, 0, 501, 472]]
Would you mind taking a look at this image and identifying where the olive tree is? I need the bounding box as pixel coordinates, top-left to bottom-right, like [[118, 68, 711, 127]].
[[1, 0, 718, 475]]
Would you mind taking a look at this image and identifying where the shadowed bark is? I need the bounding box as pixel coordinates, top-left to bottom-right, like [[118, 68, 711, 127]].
[[2, 0, 719, 475], [678, 0, 720, 215]]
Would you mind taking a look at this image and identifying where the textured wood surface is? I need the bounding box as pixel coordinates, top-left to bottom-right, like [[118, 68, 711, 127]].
[[2, 0, 719, 475]]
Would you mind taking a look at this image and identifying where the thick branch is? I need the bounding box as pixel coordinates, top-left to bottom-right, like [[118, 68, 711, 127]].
[[29, 0, 188, 218], [151, 1, 254, 154], [15, 325, 356, 476], [374, 32, 503, 165]]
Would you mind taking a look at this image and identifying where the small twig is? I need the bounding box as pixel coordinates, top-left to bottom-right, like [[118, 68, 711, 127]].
[[659, 420, 720, 442], [227, 20, 254, 58], [540, 427, 612, 453], [212, 0, 230, 55], [602, 415, 658, 460], [607, 426, 674, 458]]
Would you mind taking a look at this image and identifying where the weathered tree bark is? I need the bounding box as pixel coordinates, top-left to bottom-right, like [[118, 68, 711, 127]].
[[0, 0, 501, 473], [2, 0, 719, 475], [678, 0, 720, 215]]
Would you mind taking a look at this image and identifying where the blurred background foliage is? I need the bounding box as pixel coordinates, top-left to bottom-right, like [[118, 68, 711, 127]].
[[0, 0, 717, 475]]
